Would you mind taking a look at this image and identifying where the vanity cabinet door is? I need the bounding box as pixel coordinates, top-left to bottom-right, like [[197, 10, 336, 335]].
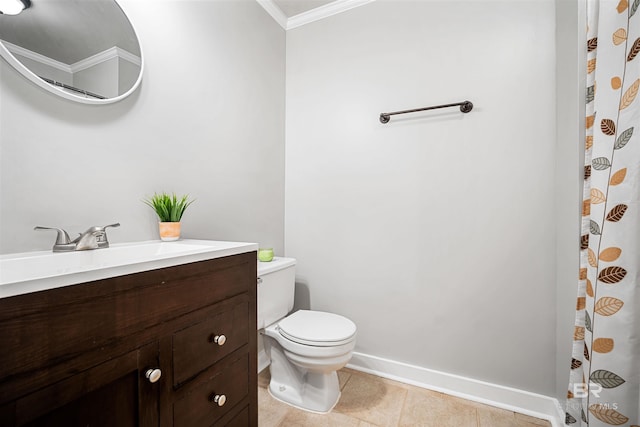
[[13, 343, 160, 427]]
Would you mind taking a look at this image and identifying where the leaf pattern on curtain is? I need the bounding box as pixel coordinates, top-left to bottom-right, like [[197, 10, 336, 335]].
[[566, 0, 639, 425], [608, 167, 626, 184], [629, 38, 640, 60]]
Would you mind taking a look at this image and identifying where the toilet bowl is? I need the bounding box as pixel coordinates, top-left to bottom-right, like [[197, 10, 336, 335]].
[[257, 257, 357, 413]]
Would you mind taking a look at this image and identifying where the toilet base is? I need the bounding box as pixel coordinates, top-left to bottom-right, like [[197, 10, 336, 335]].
[[268, 369, 341, 414], [265, 335, 343, 413]]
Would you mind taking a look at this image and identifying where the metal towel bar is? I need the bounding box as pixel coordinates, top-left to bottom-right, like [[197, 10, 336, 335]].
[[379, 100, 473, 123]]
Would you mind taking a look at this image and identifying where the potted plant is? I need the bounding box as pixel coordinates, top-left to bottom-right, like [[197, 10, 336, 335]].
[[143, 192, 194, 241]]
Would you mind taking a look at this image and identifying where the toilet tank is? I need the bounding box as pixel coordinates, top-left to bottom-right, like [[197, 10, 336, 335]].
[[257, 257, 297, 329]]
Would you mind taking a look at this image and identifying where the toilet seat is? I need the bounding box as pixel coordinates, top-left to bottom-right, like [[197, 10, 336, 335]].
[[277, 310, 356, 347]]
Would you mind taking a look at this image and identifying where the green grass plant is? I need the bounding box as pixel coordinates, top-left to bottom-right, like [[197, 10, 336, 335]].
[[143, 192, 194, 222]]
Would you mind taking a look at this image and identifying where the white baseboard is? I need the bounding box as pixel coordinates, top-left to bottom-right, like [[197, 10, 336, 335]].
[[347, 352, 565, 427]]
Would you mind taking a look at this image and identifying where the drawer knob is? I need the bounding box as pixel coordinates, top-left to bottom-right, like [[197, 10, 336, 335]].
[[145, 368, 162, 384], [209, 393, 227, 407], [210, 334, 226, 346]]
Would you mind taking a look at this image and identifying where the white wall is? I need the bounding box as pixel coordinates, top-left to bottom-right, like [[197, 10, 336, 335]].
[[12, 53, 72, 85], [285, 0, 559, 396], [0, 0, 286, 254], [118, 57, 139, 96], [74, 56, 118, 98], [554, 0, 585, 405]]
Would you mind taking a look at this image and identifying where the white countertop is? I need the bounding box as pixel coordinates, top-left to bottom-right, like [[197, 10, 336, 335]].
[[0, 239, 258, 299]]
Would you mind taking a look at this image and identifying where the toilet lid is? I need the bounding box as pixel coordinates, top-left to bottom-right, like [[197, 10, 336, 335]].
[[278, 310, 357, 347]]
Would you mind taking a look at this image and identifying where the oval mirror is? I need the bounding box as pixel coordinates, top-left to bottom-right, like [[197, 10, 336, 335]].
[[0, 0, 143, 104]]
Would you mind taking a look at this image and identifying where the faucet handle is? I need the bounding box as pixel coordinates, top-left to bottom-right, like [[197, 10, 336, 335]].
[[97, 223, 120, 238], [95, 223, 120, 247], [34, 226, 71, 245]]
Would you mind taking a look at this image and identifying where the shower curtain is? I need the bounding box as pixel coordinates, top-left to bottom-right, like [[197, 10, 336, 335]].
[[566, 0, 640, 426]]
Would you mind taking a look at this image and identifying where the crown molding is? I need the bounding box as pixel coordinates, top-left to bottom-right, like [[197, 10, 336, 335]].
[[1, 40, 141, 74], [286, 0, 374, 30], [257, 0, 374, 31], [1, 40, 71, 73], [71, 46, 141, 73], [116, 47, 142, 67], [256, 0, 288, 29]]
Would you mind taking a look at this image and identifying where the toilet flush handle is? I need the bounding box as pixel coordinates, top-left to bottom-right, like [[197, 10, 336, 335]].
[[257, 277, 263, 285]]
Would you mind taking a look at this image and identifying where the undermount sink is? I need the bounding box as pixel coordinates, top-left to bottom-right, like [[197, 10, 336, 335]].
[[0, 239, 258, 298]]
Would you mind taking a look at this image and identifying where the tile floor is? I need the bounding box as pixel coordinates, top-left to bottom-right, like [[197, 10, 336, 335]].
[[258, 368, 553, 427]]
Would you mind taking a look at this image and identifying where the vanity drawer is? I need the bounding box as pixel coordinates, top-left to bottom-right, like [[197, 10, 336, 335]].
[[173, 354, 248, 427], [221, 406, 249, 426], [172, 298, 249, 386]]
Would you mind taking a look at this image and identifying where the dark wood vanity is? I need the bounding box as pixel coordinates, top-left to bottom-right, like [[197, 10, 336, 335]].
[[0, 251, 257, 426]]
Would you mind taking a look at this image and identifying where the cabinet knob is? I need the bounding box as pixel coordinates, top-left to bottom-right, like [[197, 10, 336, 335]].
[[209, 393, 227, 407], [145, 368, 162, 383], [210, 334, 226, 346]]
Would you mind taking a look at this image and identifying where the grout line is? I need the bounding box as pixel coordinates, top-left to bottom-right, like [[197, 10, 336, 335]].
[[340, 370, 353, 391]]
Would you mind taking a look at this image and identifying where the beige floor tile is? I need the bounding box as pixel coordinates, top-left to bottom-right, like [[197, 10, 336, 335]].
[[514, 412, 552, 426], [258, 386, 290, 427], [334, 371, 407, 426], [477, 404, 517, 427], [259, 369, 271, 388], [258, 369, 554, 427], [278, 408, 361, 426], [399, 388, 478, 427], [338, 369, 353, 390]]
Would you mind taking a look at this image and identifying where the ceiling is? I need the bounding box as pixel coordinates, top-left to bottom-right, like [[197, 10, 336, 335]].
[[271, 0, 336, 18]]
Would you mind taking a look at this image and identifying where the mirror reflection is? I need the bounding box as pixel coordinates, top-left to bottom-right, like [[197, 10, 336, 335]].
[[0, 0, 142, 103]]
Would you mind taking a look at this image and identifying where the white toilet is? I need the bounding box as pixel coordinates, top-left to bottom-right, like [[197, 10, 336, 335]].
[[257, 257, 357, 413]]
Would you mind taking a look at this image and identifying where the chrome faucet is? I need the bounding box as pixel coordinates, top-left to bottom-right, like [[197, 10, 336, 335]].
[[34, 223, 120, 252]]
